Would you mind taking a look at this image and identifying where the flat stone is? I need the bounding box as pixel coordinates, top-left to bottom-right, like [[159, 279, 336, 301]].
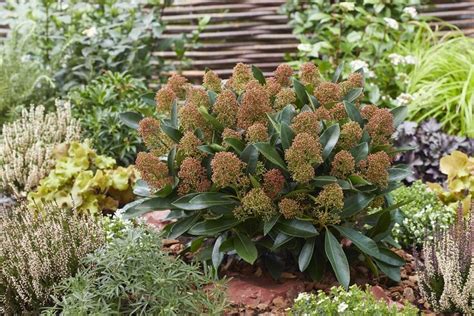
[[142, 210, 172, 231], [371, 285, 390, 303], [226, 276, 305, 307], [403, 287, 416, 302]]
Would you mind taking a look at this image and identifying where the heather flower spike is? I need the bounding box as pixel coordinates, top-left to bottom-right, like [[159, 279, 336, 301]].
[[125, 63, 409, 287]]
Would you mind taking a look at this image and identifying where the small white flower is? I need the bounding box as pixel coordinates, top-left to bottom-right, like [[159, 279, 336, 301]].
[[295, 292, 311, 302], [404, 55, 417, 65], [384, 17, 399, 30], [388, 53, 404, 66], [349, 59, 368, 72], [395, 93, 414, 106], [338, 302, 349, 313], [339, 2, 355, 11], [82, 26, 98, 38], [403, 7, 418, 19]]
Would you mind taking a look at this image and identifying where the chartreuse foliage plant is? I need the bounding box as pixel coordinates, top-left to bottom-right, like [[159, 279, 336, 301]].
[[28, 141, 137, 215], [289, 285, 417, 315], [121, 63, 411, 288]]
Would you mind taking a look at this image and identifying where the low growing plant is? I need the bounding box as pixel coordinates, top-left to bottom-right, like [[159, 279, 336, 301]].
[[394, 119, 474, 183], [417, 205, 474, 314], [0, 203, 106, 314], [390, 181, 455, 247], [28, 141, 137, 215], [70, 71, 154, 165], [0, 101, 81, 199], [122, 63, 411, 287], [45, 226, 228, 315], [289, 285, 418, 315]]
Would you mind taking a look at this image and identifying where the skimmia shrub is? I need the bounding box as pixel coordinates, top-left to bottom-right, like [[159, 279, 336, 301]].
[[122, 63, 410, 287]]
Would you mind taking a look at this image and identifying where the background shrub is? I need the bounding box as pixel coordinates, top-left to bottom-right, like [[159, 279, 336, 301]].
[[289, 285, 418, 315], [45, 226, 228, 315], [28, 141, 137, 215], [390, 181, 455, 247], [70, 71, 154, 165], [0, 101, 81, 199], [0, 203, 106, 314]]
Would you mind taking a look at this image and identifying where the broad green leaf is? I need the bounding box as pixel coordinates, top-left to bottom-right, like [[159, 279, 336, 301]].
[[341, 192, 374, 217], [161, 123, 183, 143], [133, 179, 151, 197], [198, 106, 224, 131], [313, 176, 337, 187], [308, 95, 319, 110], [168, 212, 201, 239], [263, 253, 285, 280], [280, 122, 295, 150], [307, 251, 325, 281], [343, 100, 363, 124], [224, 137, 245, 154], [350, 142, 368, 163], [320, 124, 340, 160], [240, 144, 259, 174], [188, 217, 239, 235], [212, 234, 226, 269], [374, 259, 401, 282], [332, 63, 344, 83], [293, 78, 309, 105], [325, 229, 350, 289], [348, 175, 370, 186], [197, 145, 217, 155], [280, 105, 296, 125], [170, 100, 178, 127], [372, 248, 405, 266], [368, 211, 392, 242], [344, 88, 363, 102], [390, 106, 407, 128], [234, 232, 258, 264], [208, 90, 218, 105], [264, 214, 280, 235], [254, 142, 287, 170], [333, 226, 379, 257], [119, 111, 143, 130], [299, 238, 315, 272], [388, 167, 412, 182], [275, 219, 318, 238], [272, 232, 294, 249], [252, 65, 266, 85], [172, 192, 236, 210], [167, 146, 177, 176], [121, 196, 174, 219]]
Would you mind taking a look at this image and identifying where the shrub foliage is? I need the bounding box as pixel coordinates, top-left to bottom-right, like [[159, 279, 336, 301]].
[[122, 63, 410, 287]]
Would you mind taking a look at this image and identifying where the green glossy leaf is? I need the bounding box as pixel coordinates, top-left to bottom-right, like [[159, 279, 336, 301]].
[[252, 65, 266, 85], [224, 137, 245, 154], [167, 146, 177, 176], [293, 78, 309, 105], [368, 211, 392, 242], [299, 238, 315, 272], [320, 124, 340, 160], [374, 259, 401, 282], [350, 142, 368, 163], [280, 105, 296, 125], [307, 251, 325, 281], [254, 142, 287, 170], [313, 176, 337, 187], [272, 232, 294, 249], [344, 88, 363, 102], [325, 228, 350, 289], [168, 212, 201, 239], [264, 214, 280, 235], [348, 175, 370, 186], [280, 122, 295, 150], [388, 167, 412, 182], [264, 253, 285, 280], [234, 232, 258, 264], [308, 95, 319, 110], [240, 144, 259, 174], [332, 63, 344, 83], [161, 123, 183, 143], [197, 145, 217, 155], [333, 226, 379, 257], [390, 106, 407, 128], [119, 111, 143, 130], [212, 234, 226, 269], [275, 219, 318, 238], [372, 248, 405, 266], [121, 196, 174, 219], [188, 217, 239, 236], [170, 100, 178, 128], [341, 193, 374, 217], [208, 90, 218, 105], [198, 106, 224, 131], [172, 192, 236, 210], [343, 100, 363, 124]]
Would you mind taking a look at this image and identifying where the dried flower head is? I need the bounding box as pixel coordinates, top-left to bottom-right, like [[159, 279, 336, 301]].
[[211, 152, 247, 188], [366, 108, 395, 145], [228, 63, 253, 93], [278, 198, 302, 219], [361, 104, 378, 120], [138, 118, 173, 157], [212, 90, 239, 128], [186, 86, 210, 108], [338, 122, 363, 150], [135, 152, 172, 190], [246, 123, 268, 143], [178, 131, 205, 159], [177, 157, 211, 195], [285, 132, 323, 183], [179, 103, 211, 139], [331, 150, 355, 179], [291, 111, 320, 137], [274, 64, 293, 86], [155, 86, 176, 114], [238, 188, 275, 220], [167, 73, 188, 99], [299, 62, 321, 86], [314, 107, 333, 121], [314, 183, 344, 211], [203, 70, 222, 93], [330, 102, 347, 121], [263, 169, 285, 199], [274, 87, 297, 110], [265, 77, 282, 96], [314, 82, 343, 108], [347, 72, 364, 88], [360, 151, 391, 188], [312, 209, 341, 227], [237, 83, 272, 129], [221, 128, 242, 142]]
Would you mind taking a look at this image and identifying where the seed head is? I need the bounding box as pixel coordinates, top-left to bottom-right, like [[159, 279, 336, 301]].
[[211, 152, 246, 188], [246, 123, 268, 143], [167, 74, 189, 99], [212, 90, 239, 128], [135, 152, 172, 190], [314, 107, 332, 121], [239, 188, 276, 220], [314, 82, 343, 108], [274, 87, 296, 110], [265, 77, 282, 96], [361, 104, 378, 120], [155, 86, 176, 114], [299, 62, 321, 87], [314, 183, 344, 211], [203, 70, 222, 92], [291, 111, 320, 137], [274, 64, 293, 86], [285, 132, 323, 183], [366, 108, 394, 146], [360, 151, 391, 188], [330, 150, 355, 179], [278, 198, 302, 219], [228, 63, 253, 93], [263, 169, 285, 199], [338, 122, 363, 150], [330, 102, 347, 121], [186, 87, 210, 108], [237, 83, 272, 129], [177, 157, 211, 195], [178, 131, 205, 159]]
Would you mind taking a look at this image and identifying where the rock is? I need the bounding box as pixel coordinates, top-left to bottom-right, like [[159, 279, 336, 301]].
[[226, 276, 305, 307], [142, 210, 173, 231], [403, 287, 416, 302], [272, 296, 286, 308], [371, 285, 389, 303]]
